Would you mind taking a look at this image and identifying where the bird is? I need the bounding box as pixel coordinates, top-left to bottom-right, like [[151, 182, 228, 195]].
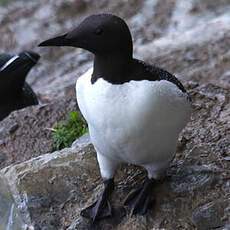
[[0, 51, 40, 121], [39, 13, 192, 222]]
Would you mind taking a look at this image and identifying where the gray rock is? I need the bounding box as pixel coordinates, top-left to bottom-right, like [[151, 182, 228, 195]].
[[0, 98, 77, 170], [0, 143, 99, 229], [0, 175, 29, 230], [0, 0, 229, 229], [71, 133, 91, 149], [192, 201, 227, 230], [0, 152, 7, 164]]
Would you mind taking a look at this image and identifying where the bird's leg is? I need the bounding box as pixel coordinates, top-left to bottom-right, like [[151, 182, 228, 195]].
[[123, 177, 155, 215], [81, 152, 118, 222], [81, 178, 114, 222]]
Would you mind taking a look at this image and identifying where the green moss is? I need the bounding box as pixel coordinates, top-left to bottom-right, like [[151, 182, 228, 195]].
[[0, 0, 11, 5], [52, 111, 88, 151]]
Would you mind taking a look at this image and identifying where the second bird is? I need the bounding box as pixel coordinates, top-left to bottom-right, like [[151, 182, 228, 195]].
[[39, 14, 192, 222], [0, 51, 40, 121]]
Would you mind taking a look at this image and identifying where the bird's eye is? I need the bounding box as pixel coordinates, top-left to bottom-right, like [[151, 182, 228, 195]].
[[94, 28, 103, 35]]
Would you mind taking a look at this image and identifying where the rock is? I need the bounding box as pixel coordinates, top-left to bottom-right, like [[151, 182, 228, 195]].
[[0, 139, 98, 230], [71, 133, 91, 149], [0, 175, 28, 230], [192, 201, 227, 230], [0, 0, 230, 229], [0, 152, 7, 164], [0, 97, 77, 170], [170, 165, 218, 194]]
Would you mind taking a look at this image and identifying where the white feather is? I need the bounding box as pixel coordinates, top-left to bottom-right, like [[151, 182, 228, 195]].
[[76, 67, 191, 179]]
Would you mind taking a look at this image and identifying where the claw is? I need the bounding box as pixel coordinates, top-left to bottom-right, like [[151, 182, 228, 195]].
[[81, 179, 114, 222], [123, 178, 155, 216]]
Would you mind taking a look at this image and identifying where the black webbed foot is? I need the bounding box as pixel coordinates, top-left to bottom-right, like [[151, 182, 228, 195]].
[[123, 177, 155, 215], [81, 179, 114, 222]]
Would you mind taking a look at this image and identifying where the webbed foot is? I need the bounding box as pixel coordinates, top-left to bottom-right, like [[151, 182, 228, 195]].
[[123, 178, 155, 215], [81, 179, 114, 222]]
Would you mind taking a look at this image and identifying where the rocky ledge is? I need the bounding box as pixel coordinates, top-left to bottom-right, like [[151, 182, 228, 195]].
[[0, 0, 229, 229]]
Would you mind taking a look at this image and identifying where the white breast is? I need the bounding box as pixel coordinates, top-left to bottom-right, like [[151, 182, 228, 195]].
[[76, 67, 191, 165]]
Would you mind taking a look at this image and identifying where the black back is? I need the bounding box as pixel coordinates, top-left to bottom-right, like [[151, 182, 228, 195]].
[[129, 59, 186, 93], [92, 58, 187, 93]]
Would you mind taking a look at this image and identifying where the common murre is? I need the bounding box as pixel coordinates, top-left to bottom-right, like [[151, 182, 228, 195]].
[[0, 51, 40, 121], [39, 14, 192, 222]]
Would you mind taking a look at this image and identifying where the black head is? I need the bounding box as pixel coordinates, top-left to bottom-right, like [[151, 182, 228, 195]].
[[39, 14, 133, 58], [0, 51, 40, 98]]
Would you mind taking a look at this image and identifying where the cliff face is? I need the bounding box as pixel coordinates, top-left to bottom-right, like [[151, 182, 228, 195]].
[[0, 0, 229, 229]]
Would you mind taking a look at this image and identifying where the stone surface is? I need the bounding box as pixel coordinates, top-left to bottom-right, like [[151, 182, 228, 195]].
[[0, 175, 27, 230], [1, 138, 97, 230], [0, 97, 77, 170], [191, 201, 227, 230], [0, 0, 230, 229]]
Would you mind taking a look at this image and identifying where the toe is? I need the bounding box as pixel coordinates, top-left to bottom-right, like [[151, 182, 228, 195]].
[[81, 199, 113, 222]]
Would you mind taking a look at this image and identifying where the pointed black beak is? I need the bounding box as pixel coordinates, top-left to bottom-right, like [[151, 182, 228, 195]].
[[38, 34, 72, 47], [38, 24, 93, 52]]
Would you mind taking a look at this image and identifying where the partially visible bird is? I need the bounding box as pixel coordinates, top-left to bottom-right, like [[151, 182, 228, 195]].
[[39, 14, 192, 222], [0, 51, 40, 121]]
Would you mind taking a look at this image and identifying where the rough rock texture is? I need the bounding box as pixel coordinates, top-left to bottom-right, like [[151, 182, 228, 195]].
[[0, 0, 230, 229], [0, 98, 77, 170], [0, 175, 26, 230]]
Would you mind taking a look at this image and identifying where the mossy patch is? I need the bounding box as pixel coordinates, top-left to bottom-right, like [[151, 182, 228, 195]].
[[0, 0, 12, 6], [52, 111, 88, 151]]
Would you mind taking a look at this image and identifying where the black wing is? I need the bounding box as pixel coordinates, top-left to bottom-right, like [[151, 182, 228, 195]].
[[130, 59, 187, 93]]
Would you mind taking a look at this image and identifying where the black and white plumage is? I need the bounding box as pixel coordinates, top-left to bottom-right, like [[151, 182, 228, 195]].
[[0, 51, 40, 121], [39, 14, 191, 222]]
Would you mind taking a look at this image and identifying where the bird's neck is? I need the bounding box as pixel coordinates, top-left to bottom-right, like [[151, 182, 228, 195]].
[[92, 53, 133, 84]]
